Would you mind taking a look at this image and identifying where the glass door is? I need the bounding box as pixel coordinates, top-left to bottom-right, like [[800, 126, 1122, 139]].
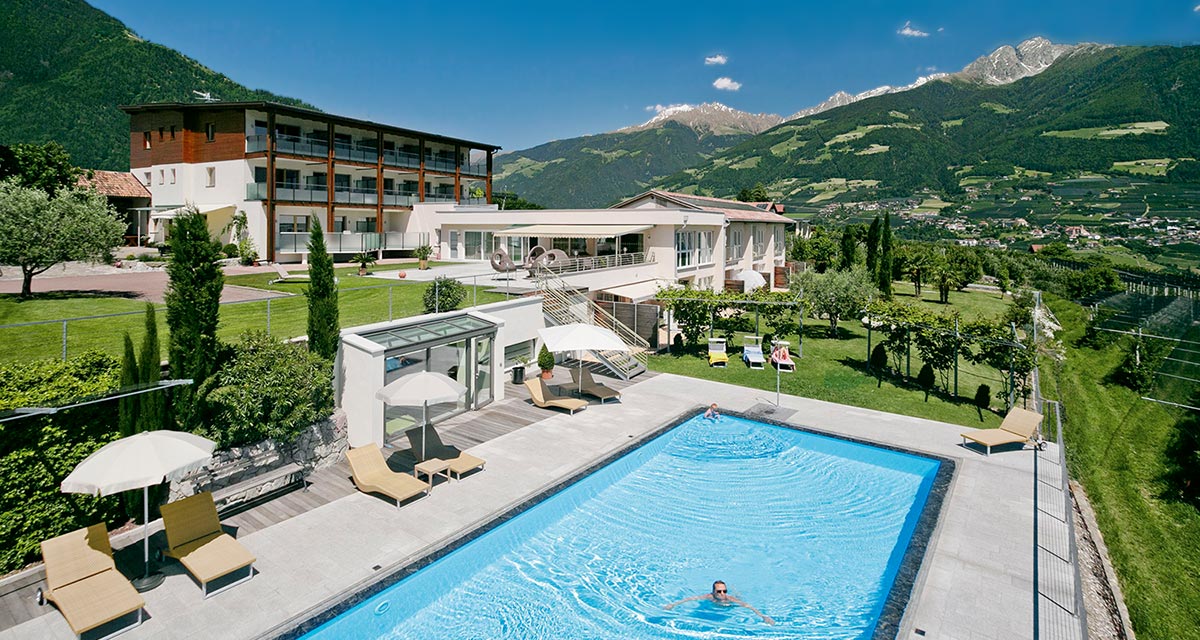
[[473, 336, 493, 408]]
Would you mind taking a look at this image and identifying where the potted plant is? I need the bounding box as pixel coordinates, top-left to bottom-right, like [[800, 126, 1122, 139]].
[[350, 252, 376, 276], [511, 355, 531, 384], [537, 345, 556, 380], [413, 244, 434, 270]]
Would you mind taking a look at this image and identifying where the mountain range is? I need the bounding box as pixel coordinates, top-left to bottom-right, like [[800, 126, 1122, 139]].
[[494, 37, 1109, 208], [0, 0, 313, 170]]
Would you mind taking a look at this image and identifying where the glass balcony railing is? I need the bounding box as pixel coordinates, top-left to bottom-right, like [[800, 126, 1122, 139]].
[[462, 162, 488, 177], [334, 143, 378, 164], [276, 133, 329, 158], [423, 156, 458, 173], [333, 187, 378, 205], [246, 135, 268, 153], [461, 196, 488, 205], [246, 183, 268, 200], [275, 183, 329, 203], [382, 189, 419, 207], [382, 149, 421, 169], [424, 192, 456, 202], [277, 231, 430, 254]]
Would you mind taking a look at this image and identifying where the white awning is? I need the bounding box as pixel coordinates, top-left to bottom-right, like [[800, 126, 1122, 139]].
[[150, 204, 236, 220], [601, 279, 674, 303], [493, 224, 651, 239]]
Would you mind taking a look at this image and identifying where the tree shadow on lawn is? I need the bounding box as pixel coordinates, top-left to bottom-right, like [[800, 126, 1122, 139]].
[[1, 290, 142, 303], [799, 324, 858, 341], [836, 355, 989, 420]]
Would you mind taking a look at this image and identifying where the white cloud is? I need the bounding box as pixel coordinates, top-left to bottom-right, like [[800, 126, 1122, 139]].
[[937, 27, 945, 32], [1194, 4, 1199, 11], [705, 54, 728, 65], [712, 77, 742, 91], [897, 21, 929, 37], [645, 103, 689, 113], [925, 66, 938, 72]]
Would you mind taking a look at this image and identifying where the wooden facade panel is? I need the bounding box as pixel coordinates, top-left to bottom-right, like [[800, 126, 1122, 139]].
[[129, 111, 185, 167], [182, 110, 246, 163]]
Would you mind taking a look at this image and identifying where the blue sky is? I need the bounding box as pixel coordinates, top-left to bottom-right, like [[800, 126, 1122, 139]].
[[92, 0, 1200, 151]]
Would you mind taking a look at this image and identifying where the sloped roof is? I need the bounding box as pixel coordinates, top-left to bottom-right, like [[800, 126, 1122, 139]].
[[78, 171, 151, 199], [614, 190, 794, 224]]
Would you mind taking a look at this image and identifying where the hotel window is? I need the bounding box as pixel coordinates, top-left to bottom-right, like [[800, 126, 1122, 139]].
[[354, 217, 377, 233], [551, 237, 586, 256], [158, 170, 164, 185], [773, 227, 784, 257], [205, 123, 216, 142], [158, 127, 164, 140], [727, 228, 743, 261], [143, 171, 152, 186], [333, 216, 347, 232], [278, 215, 309, 233], [675, 231, 694, 269], [206, 167, 216, 188], [753, 226, 766, 257], [698, 231, 714, 265], [170, 125, 176, 140], [169, 168, 176, 184], [143, 132, 151, 149]]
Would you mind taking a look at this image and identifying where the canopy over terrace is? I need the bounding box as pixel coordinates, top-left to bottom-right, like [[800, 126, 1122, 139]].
[[493, 224, 651, 239], [148, 204, 236, 243]]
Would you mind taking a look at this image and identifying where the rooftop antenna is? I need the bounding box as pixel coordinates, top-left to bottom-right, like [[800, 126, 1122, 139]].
[[192, 90, 218, 103]]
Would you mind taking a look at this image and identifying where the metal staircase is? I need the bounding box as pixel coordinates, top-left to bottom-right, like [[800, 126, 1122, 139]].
[[533, 266, 649, 380]]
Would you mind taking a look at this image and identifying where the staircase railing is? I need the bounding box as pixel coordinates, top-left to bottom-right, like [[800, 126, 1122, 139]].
[[534, 265, 649, 379]]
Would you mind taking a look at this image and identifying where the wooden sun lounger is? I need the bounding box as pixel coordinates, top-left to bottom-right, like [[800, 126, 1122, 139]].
[[270, 263, 310, 283], [39, 523, 145, 640], [961, 406, 1043, 455], [346, 444, 431, 506], [160, 492, 256, 598], [524, 378, 589, 414], [406, 426, 486, 480], [570, 368, 621, 403]]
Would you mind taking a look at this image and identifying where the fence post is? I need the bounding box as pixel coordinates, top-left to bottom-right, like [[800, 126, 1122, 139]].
[[62, 320, 68, 361]]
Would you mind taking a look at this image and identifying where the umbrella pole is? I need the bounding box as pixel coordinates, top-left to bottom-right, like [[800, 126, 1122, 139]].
[[578, 351, 584, 396], [422, 401, 428, 461], [132, 485, 165, 591]]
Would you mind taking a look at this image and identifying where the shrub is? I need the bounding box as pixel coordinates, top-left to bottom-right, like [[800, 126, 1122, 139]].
[[537, 344, 555, 372], [201, 332, 334, 448], [1165, 396, 1200, 506], [917, 363, 936, 401], [423, 276, 466, 314], [222, 243, 239, 258], [974, 384, 991, 420], [870, 343, 888, 386], [1113, 338, 1165, 392], [305, 219, 339, 360]]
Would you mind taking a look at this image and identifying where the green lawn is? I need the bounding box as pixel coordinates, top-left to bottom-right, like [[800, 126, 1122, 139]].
[[650, 286, 1013, 429], [0, 274, 509, 364], [1040, 298, 1200, 640]]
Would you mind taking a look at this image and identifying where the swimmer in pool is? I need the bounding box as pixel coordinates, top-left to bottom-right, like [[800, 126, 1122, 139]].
[[704, 403, 720, 420], [665, 580, 774, 625]]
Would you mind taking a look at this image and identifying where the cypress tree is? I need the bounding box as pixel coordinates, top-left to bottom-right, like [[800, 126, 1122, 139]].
[[838, 227, 857, 271], [137, 303, 164, 432], [865, 215, 881, 274], [118, 333, 139, 438], [165, 208, 224, 429], [305, 218, 340, 360], [878, 213, 894, 299]]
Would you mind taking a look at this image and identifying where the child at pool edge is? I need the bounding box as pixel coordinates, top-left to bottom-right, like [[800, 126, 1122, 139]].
[[665, 580, 774, 625], [704, 403, 720, 420]]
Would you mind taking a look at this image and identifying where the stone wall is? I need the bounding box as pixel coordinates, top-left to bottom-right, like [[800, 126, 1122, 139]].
[[169, 409, 348, 504]]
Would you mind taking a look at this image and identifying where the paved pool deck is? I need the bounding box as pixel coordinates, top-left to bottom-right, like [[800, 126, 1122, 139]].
[[1, 373, 1037, 640]]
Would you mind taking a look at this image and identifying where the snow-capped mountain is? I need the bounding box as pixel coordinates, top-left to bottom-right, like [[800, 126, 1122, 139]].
[[617, 102, 784, 137]]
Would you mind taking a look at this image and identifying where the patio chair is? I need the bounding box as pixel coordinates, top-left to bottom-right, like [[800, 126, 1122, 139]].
[[960, 406, 1043, 455], [570, 368, 621, 403], [743, 336, 765, 370], [270, 263, 310, 284], [771, 342, 796, 373], [160, 492, 256, 598], [524, 378, 589, 414], [707, 338, 729, 368], [346, 444, 431, 507], [406, 426, 486, 480], [38, 523, 145, 639], [490, 248, 518, 280]]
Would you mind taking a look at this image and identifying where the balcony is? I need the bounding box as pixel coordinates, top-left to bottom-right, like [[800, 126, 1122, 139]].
[[276, 231, 430, 254], [383, 149, 421, 170], [462, 161, 488, 177], [543, 251, 653, 275], [276, 133, 329, 158], [246, 134, 268, 153], [383, 188, 418, 207], [334, 187, 378, 205], [424, 156, 458, 173], [275, 183, 329, 203], [424, 192, 456, 203], [246, 183, 268, 200], [334, 142, 378, 164]]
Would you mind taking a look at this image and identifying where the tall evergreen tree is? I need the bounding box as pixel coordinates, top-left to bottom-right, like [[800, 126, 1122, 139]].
[[165, 208, 224, 428], [878, 213, 894, 299], [118, 333, 139, 438], [865, 215, 881, 274], [838, 226, 858, 271], [137, 303, 164, 432], [305, 218, 340, 360]]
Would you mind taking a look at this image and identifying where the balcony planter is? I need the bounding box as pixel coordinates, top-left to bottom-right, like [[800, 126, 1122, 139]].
[[351, 252, 376, 276], [537, 345, 555, 380]]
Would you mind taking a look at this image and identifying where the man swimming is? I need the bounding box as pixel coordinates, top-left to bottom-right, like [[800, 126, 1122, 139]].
[[665, 580, 774, 625]]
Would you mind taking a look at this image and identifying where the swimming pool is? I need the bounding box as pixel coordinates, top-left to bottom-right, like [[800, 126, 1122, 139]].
[[298, 412, 948, 639]]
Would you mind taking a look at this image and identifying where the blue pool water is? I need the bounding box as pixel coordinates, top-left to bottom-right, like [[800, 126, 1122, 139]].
[[303, 414, 941, 639]]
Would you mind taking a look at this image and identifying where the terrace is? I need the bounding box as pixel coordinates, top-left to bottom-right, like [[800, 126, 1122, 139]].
[[0, 371, 1048, 640]]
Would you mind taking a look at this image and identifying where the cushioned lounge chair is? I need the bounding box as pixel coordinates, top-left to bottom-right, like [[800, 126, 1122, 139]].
[[160, 492, 256, 598], [708, 338, 729, 368], [347, 444, 431, 506], [743, 336, 765, 370], [270, 263, 310, 284], [524, 378, 589, 414], [406, 426, 486, 480], [39, 523, 145, 639], [570, 368, 621, 403], [960, 406, 1043, 455], [771, 342, 796, 373]]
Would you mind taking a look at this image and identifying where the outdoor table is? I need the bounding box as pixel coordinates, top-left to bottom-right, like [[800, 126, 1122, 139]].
[[413, 458, 452, 485]]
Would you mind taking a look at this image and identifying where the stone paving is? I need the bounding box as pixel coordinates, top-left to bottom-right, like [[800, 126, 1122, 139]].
[[0, 374, 1040, 639]]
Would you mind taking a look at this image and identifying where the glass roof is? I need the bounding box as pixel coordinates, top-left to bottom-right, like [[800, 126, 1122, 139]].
[[361, 314, 495, 351]]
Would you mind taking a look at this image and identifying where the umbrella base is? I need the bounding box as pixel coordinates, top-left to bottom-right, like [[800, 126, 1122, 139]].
[[133, 572, 165, 592]]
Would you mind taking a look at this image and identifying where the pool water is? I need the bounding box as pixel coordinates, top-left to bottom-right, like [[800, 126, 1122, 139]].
[[302, 414, 941, 639]]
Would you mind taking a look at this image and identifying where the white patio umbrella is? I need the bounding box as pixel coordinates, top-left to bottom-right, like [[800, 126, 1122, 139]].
[[376, 371, 467, 460], [537, 324, 629, 396], [734, 269, 767, 293], [61, 430, 216, 591]]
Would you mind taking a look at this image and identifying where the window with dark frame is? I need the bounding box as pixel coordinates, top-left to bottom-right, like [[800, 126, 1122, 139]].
[[205, 123, 216, 142], [143, 131, 151, 149]]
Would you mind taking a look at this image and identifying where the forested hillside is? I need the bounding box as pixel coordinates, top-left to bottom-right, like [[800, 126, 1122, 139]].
[[0, 0, 314, 170], [659, 45, 1200, 201]]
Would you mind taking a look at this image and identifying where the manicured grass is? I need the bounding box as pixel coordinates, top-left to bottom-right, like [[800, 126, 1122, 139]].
[[1041, 297, 1200, 640], [0, 277, 509, 365], [650, 286, 1014, 429]]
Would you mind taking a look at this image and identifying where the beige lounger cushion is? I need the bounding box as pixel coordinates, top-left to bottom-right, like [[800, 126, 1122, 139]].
[[570, 369, 620, 401], [161, 492, 256, 591], [961, 406, 1042, 451], [524, 379, 589, 413], [347, 445, 430, 504], [40, 524, 144, 635], [406, 428, 486, 478]]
